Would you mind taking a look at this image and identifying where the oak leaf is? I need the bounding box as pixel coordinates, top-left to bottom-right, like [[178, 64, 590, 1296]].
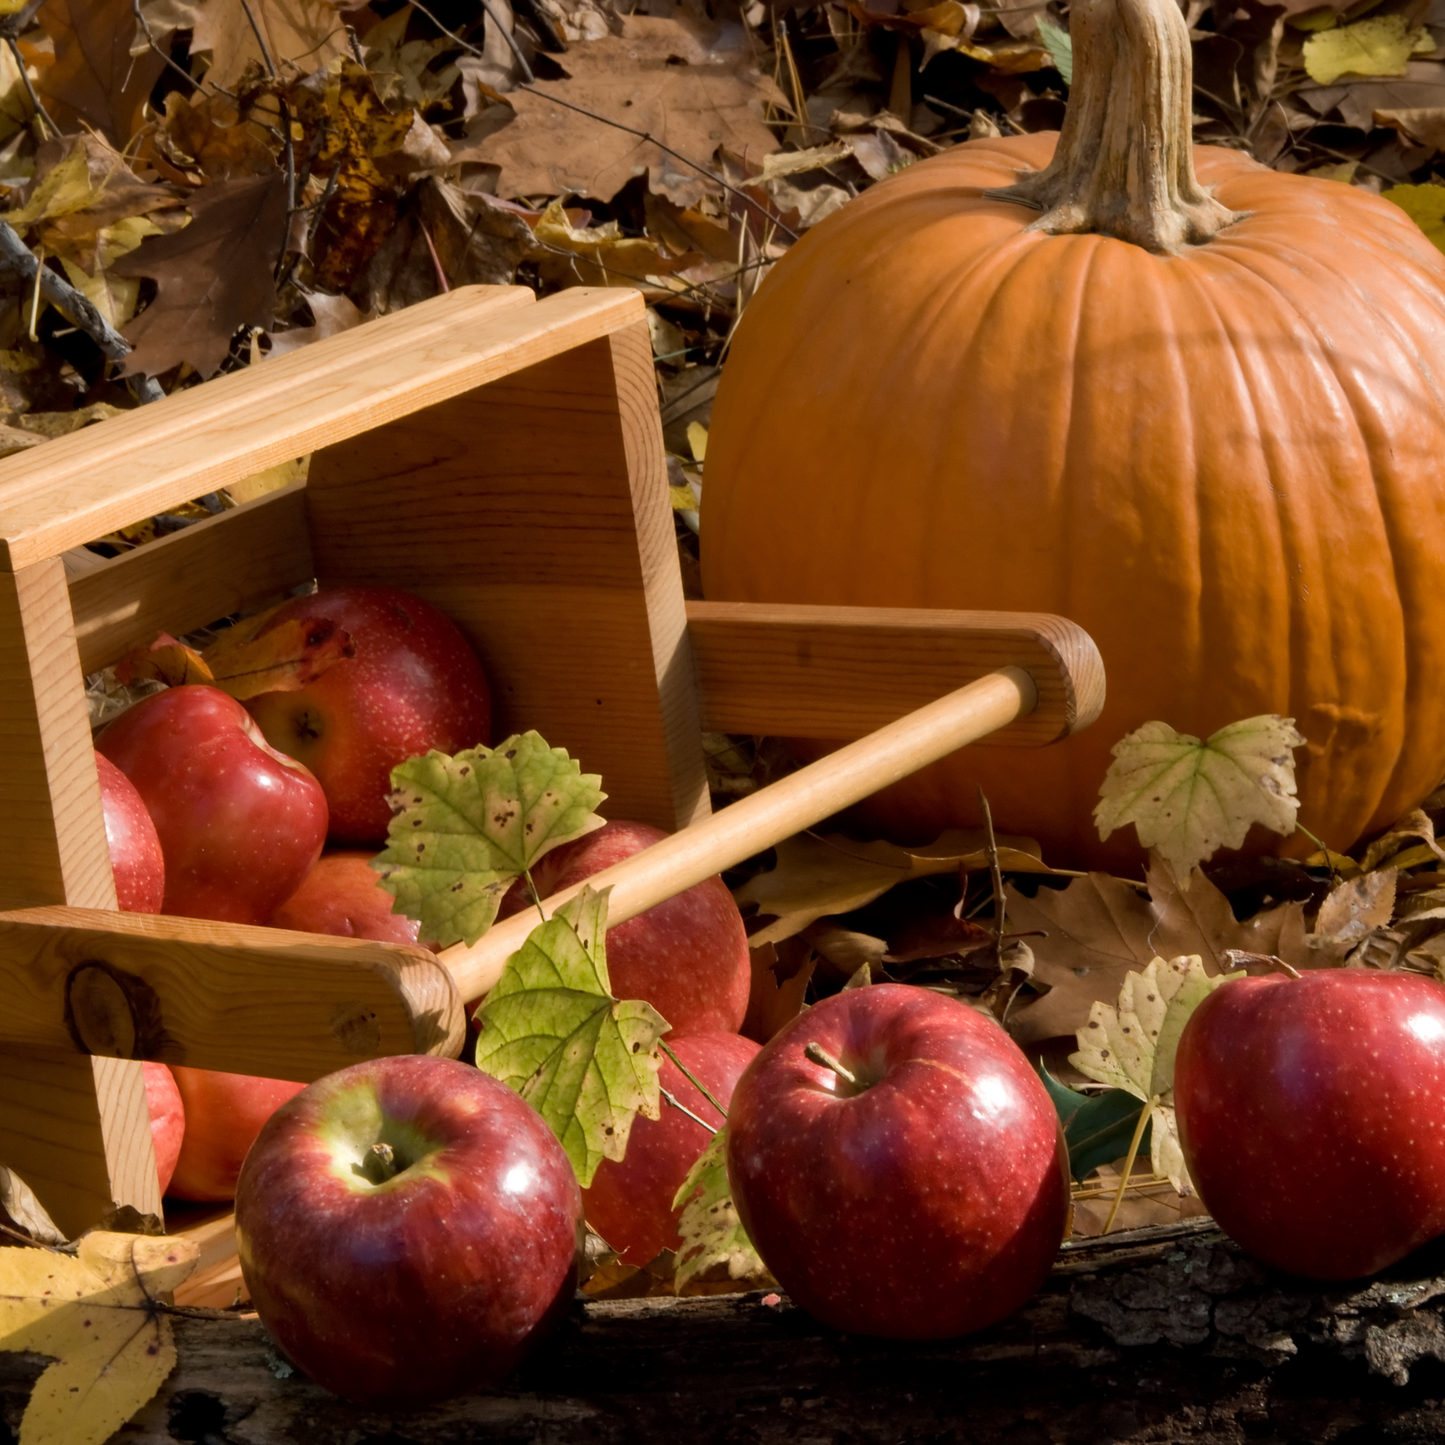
[[0, 1231, 199, 1445], [116, 169, 288, 379]]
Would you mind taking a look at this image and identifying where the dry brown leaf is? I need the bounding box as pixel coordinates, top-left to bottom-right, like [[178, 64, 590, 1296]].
[[733, 828, 1034, 947], [1359, 807, 1445, 872], [1375, 106, 1445, 151], [116, 169, 288, 378], [1309, 869, 1398, 958], [1006, 859, 1307, 1043], [199, 605, 354, 699], [471, 16, 786, 204], [192, 0, 350, 92], [741, 936, 814, 1043], [265, 292, 370, 357], [155, 90, 278, 183], [35, 0, 166, 144], [114, 633, 214, 688], [0, 1163, 64, 1245]]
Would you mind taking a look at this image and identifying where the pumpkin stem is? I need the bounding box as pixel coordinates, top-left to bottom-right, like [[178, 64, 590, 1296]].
[[991, 0, 1241, 253]]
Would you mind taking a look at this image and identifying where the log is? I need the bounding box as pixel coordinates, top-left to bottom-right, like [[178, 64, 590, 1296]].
[[7, 1219, 1445, 1443]]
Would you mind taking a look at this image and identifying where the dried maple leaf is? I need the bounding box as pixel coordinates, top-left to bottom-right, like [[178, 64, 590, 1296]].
[[1005, 858, 1308, 1043], [114, 632, 215, 688], [36, 0, 165, 143], [191, 0, 349, 93], [472, 15, 786, 204], [154, 91, 278, 183], [116, 169, 288, 379], [0, 1231, 199, 1445]]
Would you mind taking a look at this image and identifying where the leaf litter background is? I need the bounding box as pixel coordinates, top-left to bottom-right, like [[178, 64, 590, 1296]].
[[3, 0, 1445, 1294]]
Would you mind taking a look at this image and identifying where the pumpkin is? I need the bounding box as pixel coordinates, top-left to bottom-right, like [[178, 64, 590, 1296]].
[[699, 0, 1445, 870]]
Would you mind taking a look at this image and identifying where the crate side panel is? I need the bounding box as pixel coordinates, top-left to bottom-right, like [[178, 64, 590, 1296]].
[[0, 560, 159, 1233], [305, 332, 708, 832], [70, 484, 315, 674], [0, 288, 651, 571]]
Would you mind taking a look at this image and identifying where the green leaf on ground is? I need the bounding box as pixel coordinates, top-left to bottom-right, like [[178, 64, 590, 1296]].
[[473, 886, 668, 1187], [1037, 16, 1073, 83], [373, 730, 606, 948], [1094, 715, 1305, 882], [1036, 1063, 1148, 1184], [672, 1127, 769, 1291]]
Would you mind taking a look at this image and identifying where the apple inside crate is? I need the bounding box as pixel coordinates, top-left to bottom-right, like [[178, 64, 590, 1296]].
[[0, 284, 1104, 1270]]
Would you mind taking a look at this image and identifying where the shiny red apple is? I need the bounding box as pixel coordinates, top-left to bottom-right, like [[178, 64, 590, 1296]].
[[269, 852, 429, 948], [235, 1055, 581, 1405], [506, 820, 751, 1035], [1175, 969, 1445, 1280], [726, 983, 1070, 1338], [245, 587, 491, 845], [95, 749, 164, 913], [142, 1061, 184, 1196], [583, 1031, 759, 1265], [96, 685, 328, 925], [167, 1066, 307, 1201]]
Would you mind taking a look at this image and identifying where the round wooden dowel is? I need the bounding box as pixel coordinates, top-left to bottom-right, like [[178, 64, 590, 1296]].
[[440, 666, 1037, 1002]]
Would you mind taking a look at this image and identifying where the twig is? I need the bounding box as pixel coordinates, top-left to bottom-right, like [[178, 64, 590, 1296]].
[[977, 787, 1007, 973], [304, 165, 340, 247], [131, 0, 223, 98], [8, 37, 56, 138], [658, 1041, 728, 1118], [239, 0, 278, 76], [0, 220, 165, 402], [26, 244, 44, 341], [405, 0, 799, 242], [658, 1086, 718, 1134], [419, 216, 450, 292]]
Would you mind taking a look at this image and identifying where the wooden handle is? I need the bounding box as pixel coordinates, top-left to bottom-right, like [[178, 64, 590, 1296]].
[[440, 666, 1036, 1001]]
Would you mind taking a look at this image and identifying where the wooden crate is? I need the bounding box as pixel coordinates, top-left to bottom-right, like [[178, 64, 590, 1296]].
[[0, 284, 1104, 1243]]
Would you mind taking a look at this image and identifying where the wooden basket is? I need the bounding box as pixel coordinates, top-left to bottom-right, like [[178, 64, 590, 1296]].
[[0, 284, 1105, 1261]]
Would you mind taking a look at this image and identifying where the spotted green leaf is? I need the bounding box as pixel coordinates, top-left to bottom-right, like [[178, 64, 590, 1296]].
[[473, 886, 668, 1188], [373, 730, 606, 949], [672, 1127, 769, 1292]]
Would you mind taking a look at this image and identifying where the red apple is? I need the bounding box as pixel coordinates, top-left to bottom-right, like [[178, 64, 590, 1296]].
[[505, 820, 751, 1035], [234, 1055, 581, 1405], [726, 983, 1070, 1338], [245, 587, 491, 845], [95, 749, 164, 913], [1175, 970, 1445, 1280], [269, 852, 428, 948], [96, 685, 328, 925], [167, 1066, 307, 1201], [142, 1061, 184, 1196], [583, 1031, 759, 1265]]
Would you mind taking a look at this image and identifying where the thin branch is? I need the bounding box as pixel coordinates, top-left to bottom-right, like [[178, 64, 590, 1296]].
[[659, 1041, 728, 1119], [658, 1086, 718, 1134], [131, 0, 222, 97], [240, 0, 279, 77], [0, 220, 165, 402], [8, 37, 57, 138], [977, 786, 1007, 973], [419, 216, 450, 292]]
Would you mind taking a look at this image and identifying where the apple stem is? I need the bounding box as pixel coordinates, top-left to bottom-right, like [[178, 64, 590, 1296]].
[[1274, 959, 1303, 979], [659, 1086, 719, 1134], [804, 1041, 859, 1089], [658, 1041, 728, 1119], [360, 1141, 399, 1185]]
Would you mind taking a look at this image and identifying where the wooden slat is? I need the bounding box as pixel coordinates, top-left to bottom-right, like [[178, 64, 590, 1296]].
[[686, 602, 1106, 744], [305, 321, 710, 834], [0, 558, 159, 1233], [0, 906, 465, 1080], [69, 484, 314, 674], [0, 286, 660, 571]]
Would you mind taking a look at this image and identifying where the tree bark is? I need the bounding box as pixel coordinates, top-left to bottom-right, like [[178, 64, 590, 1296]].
[[7, 1220, 1445, 1443]]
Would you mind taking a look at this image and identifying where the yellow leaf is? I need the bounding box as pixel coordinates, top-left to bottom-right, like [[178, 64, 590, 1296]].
[[1303, 15, 1429, 85], [1385, 183, 1445, 254], [59, 259, 142, 331], [225, 453, 309, 505], [0, 1231, 199, 1445], [686, 421, 708, 463], [4, 145, 98, 226], [535, 200, 680, 289]]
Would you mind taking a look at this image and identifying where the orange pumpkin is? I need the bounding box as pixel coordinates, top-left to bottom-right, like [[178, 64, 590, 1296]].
[[700, 0, 1445, 869]]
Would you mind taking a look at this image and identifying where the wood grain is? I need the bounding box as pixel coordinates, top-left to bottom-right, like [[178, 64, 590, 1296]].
[[686, 602, 1106, 743], [442, 668, 1035, 1001], [70, 484, 314, 675], [0, 906, 466, 1079], [0, 558, 159, 1236], [305, 321, 709, 834], [0, 287, 662, 571]]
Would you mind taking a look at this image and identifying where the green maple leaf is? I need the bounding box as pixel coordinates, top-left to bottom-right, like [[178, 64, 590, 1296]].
[[473, 886, 669, 1187], [373, 730, 606, 948], [1093, 714, 1305, 882], [672, 1127, 770, 1292]]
